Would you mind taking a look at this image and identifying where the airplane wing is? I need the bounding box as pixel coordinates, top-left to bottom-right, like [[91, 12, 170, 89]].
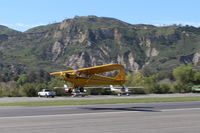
[[50, 70, 75, 76], [50, 64, 124, 76], [126, 86, 144, 89], [77, 64, 124, 75], [84, 86, 110, 89], [110, 86, 144, 89]]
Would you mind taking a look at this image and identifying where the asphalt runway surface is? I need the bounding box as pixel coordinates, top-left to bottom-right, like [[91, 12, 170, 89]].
[[0, 101, 200, 133]]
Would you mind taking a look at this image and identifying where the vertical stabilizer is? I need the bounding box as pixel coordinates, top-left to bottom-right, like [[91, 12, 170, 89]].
[[110, 85, 115, 91], [64, 84, 68, 91], [115, 70, 125, 81]]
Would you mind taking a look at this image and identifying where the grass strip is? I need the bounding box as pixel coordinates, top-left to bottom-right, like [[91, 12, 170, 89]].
[[0, 96, 200, 107]]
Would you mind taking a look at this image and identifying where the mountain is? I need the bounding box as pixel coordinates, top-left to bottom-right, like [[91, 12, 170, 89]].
[[1, 15, 200, 80], [0, 25, 21, 35]]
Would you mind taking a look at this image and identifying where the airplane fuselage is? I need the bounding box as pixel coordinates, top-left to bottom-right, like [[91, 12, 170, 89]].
[[63, 73, 125, 87]]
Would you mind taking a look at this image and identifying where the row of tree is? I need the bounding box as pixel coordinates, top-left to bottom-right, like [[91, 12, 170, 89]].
[[0, 64, 199, 97], [126, 64, 200, 94]]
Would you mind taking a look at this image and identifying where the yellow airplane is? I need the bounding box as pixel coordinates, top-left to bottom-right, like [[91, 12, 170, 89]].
[[50, 64, 125, 96]]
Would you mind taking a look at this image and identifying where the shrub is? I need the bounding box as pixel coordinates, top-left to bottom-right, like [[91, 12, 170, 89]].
[[173, 83, 191, 93], [54, 88, 66, 96], [173, 64, 196, 84], [21, 83, 37, 97], [152, 83, 170, 94], [132, 88, 146, 94], [0, 87, 24, 97], [86, 88, 111, 95]]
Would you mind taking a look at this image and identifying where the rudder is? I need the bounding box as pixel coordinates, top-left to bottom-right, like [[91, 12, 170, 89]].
[[115, 70, 125, 81]]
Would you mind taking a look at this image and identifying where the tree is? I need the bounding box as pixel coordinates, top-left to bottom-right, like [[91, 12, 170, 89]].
[[173, 64, 196, 84], [172, 64, 199, 93], [21, 83, 37, 97], [48, 77, 66, 89], [194, 72, 200, 84], [142, 74, 158, 93], [17, 75, 27, 86], [152, 83, 170, 94], [143, 74, 157, 86], [27, 71, 37, 82], [37, 69, 51, 83], [126, 72, 143, 86]]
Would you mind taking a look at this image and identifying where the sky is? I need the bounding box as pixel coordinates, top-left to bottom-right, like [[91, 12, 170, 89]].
[[0, 0, 200, 31]]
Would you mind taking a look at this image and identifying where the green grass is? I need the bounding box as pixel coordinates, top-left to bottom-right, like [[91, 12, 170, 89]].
[[0, 96, 200, 107]]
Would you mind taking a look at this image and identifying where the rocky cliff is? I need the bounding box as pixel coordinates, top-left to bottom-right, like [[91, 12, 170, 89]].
[[1, 16, 200, 77]]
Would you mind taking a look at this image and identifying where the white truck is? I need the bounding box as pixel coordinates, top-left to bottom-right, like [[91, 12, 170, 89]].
[[38, 89, 56, 98]]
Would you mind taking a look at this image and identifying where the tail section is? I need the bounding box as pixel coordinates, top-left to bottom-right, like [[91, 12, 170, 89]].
[[63, 84, 69, 92], [125, 87, 129, 92], [115, 70, 125, 81], [110, 85, 115, 91], [64, 84, 68, 89]]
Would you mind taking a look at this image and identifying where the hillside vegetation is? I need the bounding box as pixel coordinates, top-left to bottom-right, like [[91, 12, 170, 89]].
[[1, 16, 200, 96]]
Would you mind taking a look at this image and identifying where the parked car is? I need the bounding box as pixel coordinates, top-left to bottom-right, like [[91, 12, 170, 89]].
[[38, 89, 56, 97]]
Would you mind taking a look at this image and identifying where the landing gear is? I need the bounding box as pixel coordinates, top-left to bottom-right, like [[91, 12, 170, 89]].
[[71, 87, 86, 97]]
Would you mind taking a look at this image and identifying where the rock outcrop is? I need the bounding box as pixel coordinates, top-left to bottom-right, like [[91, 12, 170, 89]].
[[1, 16, 200, 75]]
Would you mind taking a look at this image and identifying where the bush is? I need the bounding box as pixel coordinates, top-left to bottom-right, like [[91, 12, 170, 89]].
[[152, 83, 170, 94], [54, 88, 66, 96], [173, 83, 191, 93], [0, 87, 24, 97], [21, 83, 37, 97], [173, 64, 196, 84], [86, 88, 111, 95], [132, 88, 146, 94]]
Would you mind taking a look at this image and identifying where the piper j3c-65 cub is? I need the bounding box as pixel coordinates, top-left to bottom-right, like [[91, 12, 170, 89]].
[[50, 64, 126, 96]]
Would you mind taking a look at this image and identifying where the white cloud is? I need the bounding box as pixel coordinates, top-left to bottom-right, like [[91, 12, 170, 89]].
[[16, 23, 28, 27], [0, 22, 46, 31], [15, 23, 45, 28]]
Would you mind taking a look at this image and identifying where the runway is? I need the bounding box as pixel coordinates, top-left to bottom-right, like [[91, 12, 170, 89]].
[[0, 101, 200, 133]]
